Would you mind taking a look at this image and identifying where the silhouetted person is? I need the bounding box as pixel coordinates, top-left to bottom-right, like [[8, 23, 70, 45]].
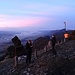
[[64, 31, 69, 42], [12, 36, 25, 67], [51, 35, 57, 55], [26, 40, 32, 63], [12, 36, 21, 47]]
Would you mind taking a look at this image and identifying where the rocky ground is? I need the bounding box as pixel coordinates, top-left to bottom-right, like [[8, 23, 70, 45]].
[[0, 40, 75, 75]]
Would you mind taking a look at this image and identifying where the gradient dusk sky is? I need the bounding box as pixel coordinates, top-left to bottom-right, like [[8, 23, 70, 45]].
[[0, 0, 75, 31]]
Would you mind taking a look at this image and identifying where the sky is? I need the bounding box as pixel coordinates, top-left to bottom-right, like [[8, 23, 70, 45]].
[[0, 0, 75, 31]]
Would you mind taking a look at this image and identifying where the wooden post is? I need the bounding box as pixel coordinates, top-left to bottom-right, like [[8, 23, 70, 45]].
[[14, 47, 17, 67], [61, 40, 63, 44], [14, 56, 17, 67], [46, 45, 47, 52], [44, 46, 46, 52], [64, 38, 66, 42], [34, 49, 37, 58], [48, 41, 51, 47], [57, 41, 59, 45]]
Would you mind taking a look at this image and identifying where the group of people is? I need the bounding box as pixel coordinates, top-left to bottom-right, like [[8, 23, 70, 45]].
[[13, 35, 57, 65], [25, 32, 70, 63], [12, 30, 70, 67], [26, 31, 70, 63], [25, 35, 57, 64]]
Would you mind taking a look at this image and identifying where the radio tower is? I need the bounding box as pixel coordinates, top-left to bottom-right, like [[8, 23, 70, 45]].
[[64, 22, 66, 31]]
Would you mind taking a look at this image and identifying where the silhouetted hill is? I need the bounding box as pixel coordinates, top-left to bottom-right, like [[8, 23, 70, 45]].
[[0, 40, 75, 75], [0, 29, 73, 58]]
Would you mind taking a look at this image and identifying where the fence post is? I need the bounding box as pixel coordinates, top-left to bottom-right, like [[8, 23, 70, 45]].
[[64, 38, 66, 42], [61, 40, 63, 44], [46, 45, 47, 52], [14, 56, 17, 67], [48, 41, 51, 47], [58, 41, 60, 45], [14, 47, 18, 67], [44, 46, 46, 52], [34, 49, 37, 58]]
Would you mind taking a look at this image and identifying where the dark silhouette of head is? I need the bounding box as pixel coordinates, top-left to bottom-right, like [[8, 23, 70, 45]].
[[12, 36, 21, 46]]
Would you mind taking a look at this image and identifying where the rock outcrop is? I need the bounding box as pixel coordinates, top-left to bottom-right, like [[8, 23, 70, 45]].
[[0, 40, 75, 75]]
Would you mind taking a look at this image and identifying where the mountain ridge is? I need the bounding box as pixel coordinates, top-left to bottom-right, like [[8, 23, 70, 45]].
[[0, 40, 75, 75]]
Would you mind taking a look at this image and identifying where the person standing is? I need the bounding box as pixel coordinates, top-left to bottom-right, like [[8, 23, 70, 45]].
[[51, 35, 57, 55], [26, 40, 32, 63], [64, 31, 69, 42]]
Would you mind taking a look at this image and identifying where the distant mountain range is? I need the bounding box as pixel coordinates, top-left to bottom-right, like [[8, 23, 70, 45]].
[[0, 29, 73, 43], [0, 29, 73, 51]]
